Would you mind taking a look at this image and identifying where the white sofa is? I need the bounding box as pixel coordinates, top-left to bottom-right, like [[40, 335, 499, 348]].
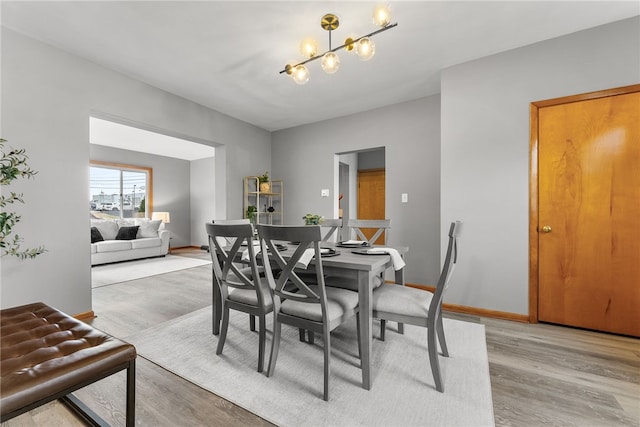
[[91, 218, 170, 266]]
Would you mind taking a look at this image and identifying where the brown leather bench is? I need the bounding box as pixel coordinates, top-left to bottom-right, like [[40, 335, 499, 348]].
[[1, 302, 136, 426]]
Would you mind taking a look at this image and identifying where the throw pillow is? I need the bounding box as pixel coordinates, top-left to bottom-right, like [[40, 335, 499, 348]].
[[116, 225, 139, 240], [92, 220, 119, 240], [137, 219, 162, 238], [117, 219, 136, 229], [91, 227, 104, 243]]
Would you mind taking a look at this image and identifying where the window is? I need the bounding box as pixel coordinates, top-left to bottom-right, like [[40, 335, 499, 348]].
[[90, 161, 152, 219]]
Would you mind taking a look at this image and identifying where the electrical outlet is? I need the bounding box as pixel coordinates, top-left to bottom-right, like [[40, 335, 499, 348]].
[[321, 189, 330, 197]]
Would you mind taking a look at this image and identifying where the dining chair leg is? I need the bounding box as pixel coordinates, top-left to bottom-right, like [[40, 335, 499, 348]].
[[250, 314, 256, 332], [379, 319, 386, 341], [323, 329, 331, 401], [267, 318, 282, 377], [307, 330, 314, 344], [299, 328, 305, 342], [436, 313, 449, 357], [356, 316, 362, 361], [258, 315, 266, 373], [216, 306, 230, 355], [428, 325, 444, 392]]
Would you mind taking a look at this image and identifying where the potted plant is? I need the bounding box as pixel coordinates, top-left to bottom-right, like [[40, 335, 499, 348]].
[[245, 205, 258, 224], [0, 138, 46, 259], [258, 171, 270, 193], [302, 213, 324, 226]]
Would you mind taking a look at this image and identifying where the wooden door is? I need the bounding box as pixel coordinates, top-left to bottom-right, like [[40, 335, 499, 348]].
[[357, 169, 386, 244], [534, 86, 640, 336]]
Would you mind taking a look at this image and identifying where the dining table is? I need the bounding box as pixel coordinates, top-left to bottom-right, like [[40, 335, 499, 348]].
[[211, 241, 408, 391]]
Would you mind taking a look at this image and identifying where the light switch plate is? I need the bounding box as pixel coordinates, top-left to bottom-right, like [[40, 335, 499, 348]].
[[321, 189, 330, 197], [401, 193, 408, 203]]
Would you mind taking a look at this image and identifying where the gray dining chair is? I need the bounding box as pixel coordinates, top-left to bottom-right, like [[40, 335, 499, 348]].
[[258, 224, 360, 401], [371, 221, 462, 392], [347, 218, 391, 245], [210, 218, 263, 332], [206, 222, 273, 373], [212, 218, 268, 332]]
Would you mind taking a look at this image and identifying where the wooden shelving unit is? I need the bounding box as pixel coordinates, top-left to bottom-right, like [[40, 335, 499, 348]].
[[243, 176, 283, 225]]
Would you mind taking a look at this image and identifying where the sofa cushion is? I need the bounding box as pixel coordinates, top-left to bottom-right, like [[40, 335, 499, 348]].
[[92, 220, 119, 240], [95, 240, 132, 252], [130, 237, 162, 249], [91, 227, 104, 243], [116, 226, 139, 240], [137, 220, 162, 238]]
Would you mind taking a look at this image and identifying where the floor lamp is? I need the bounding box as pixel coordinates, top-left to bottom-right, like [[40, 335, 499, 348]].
[[152, 212, 171, 253]]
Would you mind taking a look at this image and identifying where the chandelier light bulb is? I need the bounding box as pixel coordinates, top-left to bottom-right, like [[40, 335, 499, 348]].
[[321, 52, 340, 74], [300, 38, 319, 58], [292, 65, 310, 85], [373, 4, 391, 27], [355, 37, 376, 61]]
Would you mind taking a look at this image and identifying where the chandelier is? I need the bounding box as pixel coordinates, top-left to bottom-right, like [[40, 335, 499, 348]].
[[280, 5, 398, 84]]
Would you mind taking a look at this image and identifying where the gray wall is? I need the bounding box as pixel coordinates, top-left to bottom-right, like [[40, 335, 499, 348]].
[[0, 28, 270, 315], [441, 17, 640, 315], [191, 157, 216, 247], [272, 96, 442, 285], [90, 144, 193, 248]]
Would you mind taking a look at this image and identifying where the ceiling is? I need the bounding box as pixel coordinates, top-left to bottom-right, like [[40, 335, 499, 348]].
[[2, 1, 639, 132]]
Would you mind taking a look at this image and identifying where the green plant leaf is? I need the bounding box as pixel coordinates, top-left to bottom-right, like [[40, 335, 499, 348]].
[[1, 138, 46, 259]]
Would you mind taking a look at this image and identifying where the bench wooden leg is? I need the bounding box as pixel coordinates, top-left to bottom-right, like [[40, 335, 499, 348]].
[[126, 359, 136, 427]]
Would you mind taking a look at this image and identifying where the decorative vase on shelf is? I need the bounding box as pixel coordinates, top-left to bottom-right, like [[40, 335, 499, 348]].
[[257, 171, 270, 193]]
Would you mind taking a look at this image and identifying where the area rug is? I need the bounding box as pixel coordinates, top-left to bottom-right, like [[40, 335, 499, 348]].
[[91, 255, 211, 288], [126, 306, 494, 427]]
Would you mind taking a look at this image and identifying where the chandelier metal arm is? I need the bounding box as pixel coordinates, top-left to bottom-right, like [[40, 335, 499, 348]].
[[279, 22, 398, 74]]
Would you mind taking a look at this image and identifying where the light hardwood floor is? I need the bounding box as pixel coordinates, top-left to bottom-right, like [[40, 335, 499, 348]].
[[3, 248, 638, 426]]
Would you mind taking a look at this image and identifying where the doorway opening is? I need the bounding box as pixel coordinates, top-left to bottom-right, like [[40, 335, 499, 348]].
[[336, 147, 385, 241], [88, 115, 220, 274]]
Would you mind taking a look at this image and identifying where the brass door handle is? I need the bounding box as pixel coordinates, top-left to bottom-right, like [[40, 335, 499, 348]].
[[541, 225, 552, 233]]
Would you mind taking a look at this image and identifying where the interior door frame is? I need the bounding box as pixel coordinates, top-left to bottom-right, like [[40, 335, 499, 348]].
[[528, 83, 640, 323]]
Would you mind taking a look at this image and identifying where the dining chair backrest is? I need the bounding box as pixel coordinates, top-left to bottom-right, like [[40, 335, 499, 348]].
[[347, 219, 391, 245], [257, 225, 327, 314], [212, 218, 250, 225], [320, 218, 343, 242], [211, 219, 251, 246], [206, 222, 265, 301], [429, 221, 463, 315]]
